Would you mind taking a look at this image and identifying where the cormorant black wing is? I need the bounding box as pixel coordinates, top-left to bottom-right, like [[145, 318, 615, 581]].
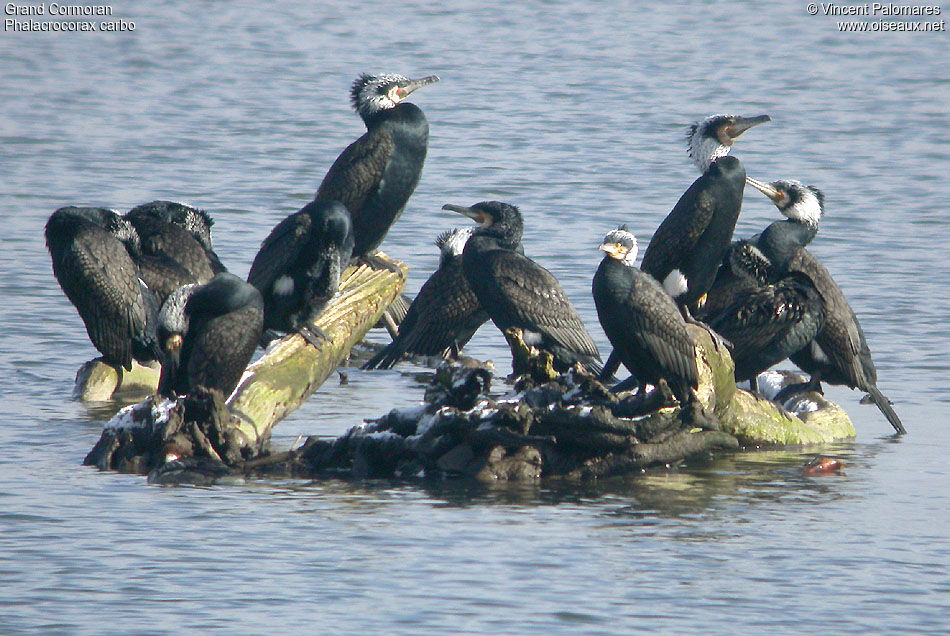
[[640, 185, 717, 280], [315, 130, 395, 219], [51, 228, 151, 370], [624, 275, 698, 386], [710, 273, 825, 381], [247, 211, 314, 293], [481, 250, 599, 359]]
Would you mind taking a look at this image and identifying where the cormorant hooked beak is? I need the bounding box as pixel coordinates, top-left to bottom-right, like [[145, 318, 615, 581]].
[[745, 176, 784, 204], [599, 242, 629, 260], [443, 203, 492, 227], [393, 75, 440, 101], [722, 114, 771, 142]]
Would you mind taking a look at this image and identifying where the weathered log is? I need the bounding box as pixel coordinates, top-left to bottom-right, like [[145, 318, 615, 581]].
[[227, 257, 407, 445], [83, 255, 407, 474], [73, 359, 161, 402]]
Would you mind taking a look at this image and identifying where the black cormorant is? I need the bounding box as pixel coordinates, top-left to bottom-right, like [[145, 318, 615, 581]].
[[157, 272, 263, 398], [444, 201, 601, 374], [45, 206, 161, 370], [315, 73, 439, 259], [737, 194, 906, 434], [700, 178, 825, 320], [592, 227, 701, 408], [599, 114, 770, 380], [247, 199, 355, 348], [363, 227, 489, 370]]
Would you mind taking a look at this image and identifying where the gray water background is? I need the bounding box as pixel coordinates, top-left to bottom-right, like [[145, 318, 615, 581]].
[[1, 1, 949, 633]]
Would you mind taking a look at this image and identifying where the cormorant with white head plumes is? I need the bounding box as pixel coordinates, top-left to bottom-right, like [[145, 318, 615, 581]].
[[315, 73, 439, 261], [157, 272, 263, 398], [592, 227, 706, 416], [247, 199, 355, 348], [737, 189, 906, 434], [126, 200, 227, 275], [45, 206, 161, 370], [686, 113, 772, 173], [699, 178, 825, 320], [444, 201, 601, 374], [599, 114, 770, 381], [363, 227, 489, 370]]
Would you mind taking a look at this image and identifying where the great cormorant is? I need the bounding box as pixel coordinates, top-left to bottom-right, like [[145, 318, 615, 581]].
[[45, 206, 161, 370], [157, 272, 263, 398], [247, 199, 355, 348], [315, 73, 439, 259], [737, 192, 906, 434], [363, 227, 489, 370], [592, 227, 700, 407], [444, 201, 601, 374], [699, 179, 825, 321], [599, 114, 770, 381]]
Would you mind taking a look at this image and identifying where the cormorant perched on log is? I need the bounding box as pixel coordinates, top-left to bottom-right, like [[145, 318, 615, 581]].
[[45, 206, 161, 370], [247, 199, 355, 348], [592, 227, 701, 410], [737, 192, 906, 434], [640, 155, 748, 315], [699, 178, 825, 320], [126, 200, 227, 275], [157, 272, 263, 398], [315, 73, 439, 260], [444, 201, 601, 374], [363, 227, 489, 370], [599, 114, 770, 381]]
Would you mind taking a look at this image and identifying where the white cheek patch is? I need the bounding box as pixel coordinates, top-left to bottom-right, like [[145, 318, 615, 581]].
[[274, 275, 295, 296], [662, 269, 689, 299]]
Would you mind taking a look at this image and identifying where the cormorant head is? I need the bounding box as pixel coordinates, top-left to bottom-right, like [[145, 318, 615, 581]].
[[435, 227, 475, 265], [442, 201, 523, 248], [315, 200, 355, 260], [746, 178, 825, 228], [350, 73, 440, 121], [127, 201, 215, 251], [158, 283, 197, 352], [687, 113, 771, 172], [598, 225, 638, 266]]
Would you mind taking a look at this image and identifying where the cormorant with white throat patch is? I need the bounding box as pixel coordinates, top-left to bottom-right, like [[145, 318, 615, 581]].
[[598, 114, 770, 382], [247, 199, 355, 348], [158, 272, 263, 398], [699, 178, 825, 321], [45, 206, 161, 370], [736, 184, 906, 434], [315, 73, 439, 260], [444, 201, 601, 374], [592, 226, 704, 414], [363, 227, 489, 370]]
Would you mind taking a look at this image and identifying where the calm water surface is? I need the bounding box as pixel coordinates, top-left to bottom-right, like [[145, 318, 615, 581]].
[[2, 1, 949, 633]]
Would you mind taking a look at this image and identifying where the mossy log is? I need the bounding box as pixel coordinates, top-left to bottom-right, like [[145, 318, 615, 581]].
[[83, 255, 407, 474]]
